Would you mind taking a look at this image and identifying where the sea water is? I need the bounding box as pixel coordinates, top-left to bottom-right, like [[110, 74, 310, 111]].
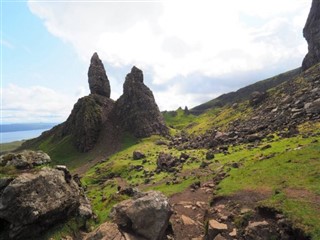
[[0, 129, 49, 144]]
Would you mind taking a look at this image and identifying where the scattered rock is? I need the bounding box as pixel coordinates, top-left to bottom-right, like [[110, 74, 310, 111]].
[[206, 219, 228, 240], [110, 190, 172, 240], [250, 91, 267, 106], [132, 151, 146, 160], [181, 215, 196, 225], [206, 150, 215, 160], [156, 152, 179, 172]]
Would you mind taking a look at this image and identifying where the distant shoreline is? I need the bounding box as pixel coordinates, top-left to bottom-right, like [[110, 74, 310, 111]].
[[0, 123, 57, 133]]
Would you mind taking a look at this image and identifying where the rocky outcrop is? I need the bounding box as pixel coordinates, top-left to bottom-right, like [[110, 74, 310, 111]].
[[113, 66, 168, 138], [61, 94, 115, 152], [302, 0, 320, 71], [0, 150, 51, 169], [0, 167, 91, 239], [110, 190, 172, 240], [88, 52, 111, 97], [23, 56, 167, 154]]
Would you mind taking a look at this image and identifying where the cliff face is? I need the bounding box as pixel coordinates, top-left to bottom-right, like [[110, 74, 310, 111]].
[[113, 66, 168, 138], [302, 0, 320, 71]]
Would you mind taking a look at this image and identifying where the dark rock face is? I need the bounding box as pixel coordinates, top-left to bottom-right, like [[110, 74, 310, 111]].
[[88, 52, 111, 97], [23, 56, 168, 154], [302, 0, 320, 71], [113, 66, 168, 138], [0, 167, 92, 239], [110, 190, 172, 240], [61, 94, 114, 152]]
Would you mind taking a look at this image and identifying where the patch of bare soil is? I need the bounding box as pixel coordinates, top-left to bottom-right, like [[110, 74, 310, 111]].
[[169, 181, 215, 240], [168, 182, 310, 240]]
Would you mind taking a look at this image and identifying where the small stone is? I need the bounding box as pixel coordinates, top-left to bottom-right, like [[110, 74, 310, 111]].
[[181, 215, 196, 225]]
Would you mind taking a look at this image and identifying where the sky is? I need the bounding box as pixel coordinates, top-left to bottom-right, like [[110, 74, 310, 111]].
[[1, 0, 312, 123]]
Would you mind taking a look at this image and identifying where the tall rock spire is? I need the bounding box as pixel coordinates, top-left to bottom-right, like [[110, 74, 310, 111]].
[[88, 52, 111, 97], [113, 66, 168, 138], [302, 0, 320, 71]]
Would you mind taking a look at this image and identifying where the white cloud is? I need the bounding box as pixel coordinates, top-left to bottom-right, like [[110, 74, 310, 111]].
[[28, 0, 311, 110], [1, 84, 76, 123]]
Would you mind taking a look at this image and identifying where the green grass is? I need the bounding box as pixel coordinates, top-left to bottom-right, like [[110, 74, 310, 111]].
[[0, 140, 25, 154], [215, 134, 320, 238], [37, 135, 94, 170], [163, 103, 252, 134]]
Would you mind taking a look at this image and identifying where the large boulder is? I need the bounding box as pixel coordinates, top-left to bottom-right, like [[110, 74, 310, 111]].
[[302, 0, 320, 71], [88, 52, 111, 97], [0, 167, 91, 239], [113, 66, 168, 138], [110, 190, 172, 240]]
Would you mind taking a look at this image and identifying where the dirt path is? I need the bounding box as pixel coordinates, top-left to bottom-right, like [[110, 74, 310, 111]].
[[169, 181, 215, 240]]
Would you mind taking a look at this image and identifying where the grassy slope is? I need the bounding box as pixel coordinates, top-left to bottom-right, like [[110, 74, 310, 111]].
[[164, 102, 252, 134], [191, 67, 301, 114], [0, 140, 25, 154]]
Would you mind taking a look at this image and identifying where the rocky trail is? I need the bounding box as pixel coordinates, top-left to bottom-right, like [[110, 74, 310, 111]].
[[169, 181, 214, 240]]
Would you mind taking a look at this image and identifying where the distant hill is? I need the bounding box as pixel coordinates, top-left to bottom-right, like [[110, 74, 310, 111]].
[[190, 67, 301, 114], [0, 123, 57, 133]]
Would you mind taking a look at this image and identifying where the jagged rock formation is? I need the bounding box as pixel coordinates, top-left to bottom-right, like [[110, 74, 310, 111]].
[[23, 55, 167, 154], [88, 52, 111, 97], [302, 0, 320, 71], [61, 94, 115, 152], [0, 167, 92, 239], [113, 66, 168, 138]]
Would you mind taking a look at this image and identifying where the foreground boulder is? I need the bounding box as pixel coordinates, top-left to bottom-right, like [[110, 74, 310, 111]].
[[0, 167, 91, 239], [113, 66, 168, 138], [110, 190, 172, 240]]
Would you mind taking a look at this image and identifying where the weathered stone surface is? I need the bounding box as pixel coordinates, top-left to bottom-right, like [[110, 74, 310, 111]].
[[302, 0, 320, 70], [113, 66, 168, 138], [156, 152, 179, 172], [249, 91, 267, 106], [132, 151, 145, 160], [205, 219, 228, 240], [0, 167, 91, 239], [305, 98, 320, 114], [84, 222, 126, 240], [88, 52, 111, 97], [61, 94, 115, 152], [110, 190, 172, 240], [0, 150, 51, 169], [244, 220, 275, 240]]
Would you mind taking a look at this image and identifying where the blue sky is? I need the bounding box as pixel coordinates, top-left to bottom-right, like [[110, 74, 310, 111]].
[[1, 0, 311, 123]]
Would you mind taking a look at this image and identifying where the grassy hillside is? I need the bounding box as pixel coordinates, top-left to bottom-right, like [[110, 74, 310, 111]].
[[75, 122, 320, 238], [191, 67, 301, 114]]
